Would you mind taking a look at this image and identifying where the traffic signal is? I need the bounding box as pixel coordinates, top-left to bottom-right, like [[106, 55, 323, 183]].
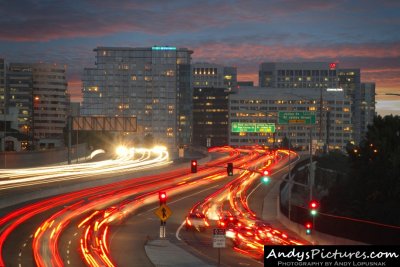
[[159, 191, 167, 205], [227, 163, 233, 176], [191, 160, 197, 173], [305, 222, 312, 235], [309, 200, 319, 216], [261, 176, 270, 184], [261, 169, 271, 184]]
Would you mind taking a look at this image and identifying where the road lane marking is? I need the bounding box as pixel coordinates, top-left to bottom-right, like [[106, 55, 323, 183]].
[[246, 152, 301, 203], [175, 220, 186, 241]]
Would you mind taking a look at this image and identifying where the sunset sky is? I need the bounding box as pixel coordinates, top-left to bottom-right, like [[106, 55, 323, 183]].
[[0, 0, 399, 115]]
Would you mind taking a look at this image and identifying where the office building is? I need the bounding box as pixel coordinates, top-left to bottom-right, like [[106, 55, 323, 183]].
[[259, 62, 339, 89], [360, 82, 376, 136], [192, 63, 236, 147], [259, 62, 375, 144], [337, 68, 364, 143], [6, 63, 34, 138], [229, 87, 352, 151], [0, 61, 68, 150], [31, 63, 68, 148], [82, 46, 193, 150], [0, 59, 5, 117]]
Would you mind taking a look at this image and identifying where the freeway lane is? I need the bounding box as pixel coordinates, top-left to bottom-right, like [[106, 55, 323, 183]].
[[0, 147, 243, 266], [110, 179, 260, 267]]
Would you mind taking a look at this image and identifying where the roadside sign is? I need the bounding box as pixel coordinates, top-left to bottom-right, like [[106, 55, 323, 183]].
[[154, 204, 172, 222], [213, 228, 226, 248], [231, 122, 276, 133], [278, 111, 316, 125]]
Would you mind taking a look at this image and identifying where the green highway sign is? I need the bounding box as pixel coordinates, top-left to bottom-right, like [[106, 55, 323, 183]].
[[231, 122, 276, 133], [278, 111, 316, 125]]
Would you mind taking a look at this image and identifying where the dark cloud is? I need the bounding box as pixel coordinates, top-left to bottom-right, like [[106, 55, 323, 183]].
[[0, 0, 342, 41], [0, 0, 398, 110]]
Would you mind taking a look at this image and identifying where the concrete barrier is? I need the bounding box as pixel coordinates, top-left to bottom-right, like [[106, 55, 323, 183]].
[[0, 143, 88, 169]]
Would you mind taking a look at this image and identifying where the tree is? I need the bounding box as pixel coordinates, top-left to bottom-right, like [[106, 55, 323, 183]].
[[324, 115, 400, 225]]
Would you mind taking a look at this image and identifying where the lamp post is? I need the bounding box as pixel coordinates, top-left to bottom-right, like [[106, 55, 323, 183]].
[[32, 95, 40, 150]]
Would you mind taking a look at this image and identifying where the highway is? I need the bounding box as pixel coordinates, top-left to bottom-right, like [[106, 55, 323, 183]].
[[0, 146, 304, 266]]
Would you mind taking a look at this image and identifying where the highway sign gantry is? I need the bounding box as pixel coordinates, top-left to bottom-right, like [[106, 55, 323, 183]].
[[154, 204, 172, 222], [278, 111, 316, 125]]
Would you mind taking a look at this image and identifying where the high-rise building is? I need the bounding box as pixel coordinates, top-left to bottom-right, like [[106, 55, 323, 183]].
[[259, 62, 338, 89], [31, 63, 68, 148], [6, 63, 34, 138], [259, 62, 376, 145], [337, 69, 363, 143], [0, 58, 7, 151], [0, 59, 5, 117], [229, 87, 352, 151], [82, 46, 193, 150], [0, 61, 68, 150], [191, 63, 236, 147], [360, 82, 376, 137]]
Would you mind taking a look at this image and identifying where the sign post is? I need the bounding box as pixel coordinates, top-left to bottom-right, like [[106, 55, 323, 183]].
[[155, 193, 172, 239], [213, 228, 226, 266]]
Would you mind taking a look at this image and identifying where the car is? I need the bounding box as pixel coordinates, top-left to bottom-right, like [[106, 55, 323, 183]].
[[185, 212, 210, 231], [231, 226, 255, 248], [217, 215, 242, 229]]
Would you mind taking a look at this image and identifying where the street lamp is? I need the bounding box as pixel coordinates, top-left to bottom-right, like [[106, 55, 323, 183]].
[[32, 95, 40, 150]]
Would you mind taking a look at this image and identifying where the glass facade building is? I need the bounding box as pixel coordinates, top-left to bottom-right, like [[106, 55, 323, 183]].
[[82, 46, 193, 150], [191, 63, 236, 147]]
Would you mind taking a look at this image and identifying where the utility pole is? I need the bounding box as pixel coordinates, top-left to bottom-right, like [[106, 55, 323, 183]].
[[319, 88, 323, 141], [68, 116, 72, 164]]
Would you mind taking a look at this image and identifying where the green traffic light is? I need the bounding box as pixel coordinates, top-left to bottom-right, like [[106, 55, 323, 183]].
[[306, 229, 311, 235], [261, 176, 270, 184], [310, 209, 318, 216]]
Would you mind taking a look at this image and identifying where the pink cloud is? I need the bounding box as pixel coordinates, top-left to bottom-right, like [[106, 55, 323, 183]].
[[192, 43, 400, 61]]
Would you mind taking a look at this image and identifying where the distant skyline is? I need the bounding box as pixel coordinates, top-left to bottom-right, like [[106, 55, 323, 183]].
[[0, 0, 399, 115]]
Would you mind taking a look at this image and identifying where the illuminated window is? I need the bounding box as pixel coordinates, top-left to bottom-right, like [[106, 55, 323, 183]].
[[131, 75, 137, 81], [309, 106, 316, 111], [87, 86, 98, 92]]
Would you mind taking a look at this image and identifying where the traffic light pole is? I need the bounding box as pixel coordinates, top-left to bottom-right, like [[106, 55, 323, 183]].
[[67, 115, 72, 165], [160, 220, 166, 239]]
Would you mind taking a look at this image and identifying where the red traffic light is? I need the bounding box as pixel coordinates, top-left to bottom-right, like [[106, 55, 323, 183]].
[[159, 191, 167, 200], [263, 170, 270, 176], [191, 160, 198, 173], [309, 200, 319, 209], [305, 222, 312, 229]]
